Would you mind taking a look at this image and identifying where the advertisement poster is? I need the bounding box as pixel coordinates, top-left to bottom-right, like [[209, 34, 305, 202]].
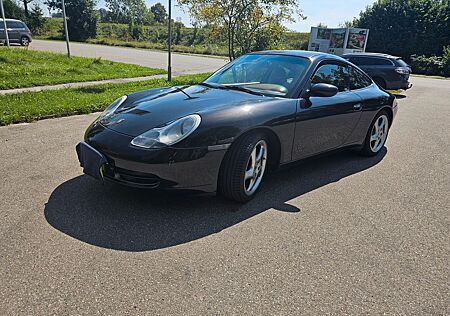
[[317, 28, 331, 40], [308, 27, 369, 55], [330, 29, 346, 48], [346, 29, 368, 49]]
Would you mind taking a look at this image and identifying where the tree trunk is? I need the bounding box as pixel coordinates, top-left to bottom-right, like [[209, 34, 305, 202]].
[[23, 0, 29, 16]]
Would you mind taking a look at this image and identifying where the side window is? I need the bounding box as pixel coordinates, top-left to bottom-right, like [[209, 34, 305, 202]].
[[349, 66, 373, 90], [311, 63, 349, 92], [6, 21, 20, 29]]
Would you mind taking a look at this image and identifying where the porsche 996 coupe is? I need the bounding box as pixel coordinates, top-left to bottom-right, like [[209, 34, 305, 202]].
[[76, 51, 397, 202]]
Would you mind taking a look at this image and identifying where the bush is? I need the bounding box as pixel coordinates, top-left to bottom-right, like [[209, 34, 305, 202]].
[[410, 47, 450, 77], [442, 46, 450, 76]]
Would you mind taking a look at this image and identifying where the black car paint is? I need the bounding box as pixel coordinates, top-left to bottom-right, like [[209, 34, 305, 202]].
[[82, 51, 396, 192], [342, 53, 411, 90]]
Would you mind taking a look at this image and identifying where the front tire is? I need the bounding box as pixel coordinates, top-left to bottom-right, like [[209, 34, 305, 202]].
[[218, 133, 268, 203], [359, 111, 390, 156]]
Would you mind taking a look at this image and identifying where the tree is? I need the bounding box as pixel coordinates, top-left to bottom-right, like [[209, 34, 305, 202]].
[[353, 0, 450, 60], [150, 2, 167, 24], [22, 0, 34, 16], [45, 0, 98, 41], [98, 8, 110, 22], [179, 0, 304, 60], [105, 0, 153, 26], [3, 0, 26, 20], [26, 4, 45, 32]]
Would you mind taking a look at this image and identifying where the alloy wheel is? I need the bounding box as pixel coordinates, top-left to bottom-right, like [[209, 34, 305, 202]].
[[370, 114, 388, 153], [244, 140, 267, 195]]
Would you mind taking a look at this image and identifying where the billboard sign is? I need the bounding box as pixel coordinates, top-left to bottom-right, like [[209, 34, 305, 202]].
[[308, 27, 369, 55]]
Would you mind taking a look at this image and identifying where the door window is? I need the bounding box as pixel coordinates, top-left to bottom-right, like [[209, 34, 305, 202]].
[[348, 66, 373, 90], [311, 63, 349, 92], [6, 21, 21, 29]]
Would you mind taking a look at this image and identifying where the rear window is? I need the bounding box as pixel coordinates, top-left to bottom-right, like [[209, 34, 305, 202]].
[[394, 58, 409, 67], [348, 56, 393, 66]]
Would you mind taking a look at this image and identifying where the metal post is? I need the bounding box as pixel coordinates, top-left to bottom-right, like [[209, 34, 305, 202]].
[[61, 0, 70, 57], [167, 0, 172, 81], [0, 0, 10, 48]]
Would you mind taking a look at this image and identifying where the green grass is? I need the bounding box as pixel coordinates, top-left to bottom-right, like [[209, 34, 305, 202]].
[[86, 38, 229, 57], [0, 73, 210, 125], [0, 47, 166, 90]]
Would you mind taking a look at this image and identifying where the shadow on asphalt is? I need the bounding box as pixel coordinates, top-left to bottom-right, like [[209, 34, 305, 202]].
[[44, 148, 386, 252]]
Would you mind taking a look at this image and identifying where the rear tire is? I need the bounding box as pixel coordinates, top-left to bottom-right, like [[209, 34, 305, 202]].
[[359, 110, 390, 157], [20, 36, 30, 46], [218, 133, 268, 203]]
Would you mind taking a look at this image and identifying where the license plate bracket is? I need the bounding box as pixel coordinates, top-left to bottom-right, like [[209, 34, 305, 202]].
[[76, 141, 108, 180]]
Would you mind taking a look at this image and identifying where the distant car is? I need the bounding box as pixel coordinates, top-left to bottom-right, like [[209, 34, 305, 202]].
[[342, 53, 412, 90], [77, 51, 397, 202], [0, 19, 32, 46]]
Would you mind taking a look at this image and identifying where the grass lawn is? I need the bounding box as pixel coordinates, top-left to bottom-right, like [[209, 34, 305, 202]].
[[0, 47, 166, 90], [0, 73, 210, 126]]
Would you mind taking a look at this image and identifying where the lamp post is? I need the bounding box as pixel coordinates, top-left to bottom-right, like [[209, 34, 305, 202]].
[[167, 0, 172, 81], [0, 0, 10, 48], [61, 0, 71, 57]]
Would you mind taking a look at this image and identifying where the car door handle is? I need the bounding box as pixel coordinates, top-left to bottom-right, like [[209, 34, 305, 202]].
[[353, 103, 362, 110]]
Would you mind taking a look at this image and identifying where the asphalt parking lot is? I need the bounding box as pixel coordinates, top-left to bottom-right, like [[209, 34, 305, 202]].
[[0, 76, 449, 314]]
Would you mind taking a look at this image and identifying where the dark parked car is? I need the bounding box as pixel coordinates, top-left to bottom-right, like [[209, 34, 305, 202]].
[[342, 53, 412, 90], [77, 51, 397, 202], [0, 19, 32, 46]]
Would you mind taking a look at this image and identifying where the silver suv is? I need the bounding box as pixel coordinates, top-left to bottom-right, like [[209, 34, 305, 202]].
[[0, 19, 32, 46]]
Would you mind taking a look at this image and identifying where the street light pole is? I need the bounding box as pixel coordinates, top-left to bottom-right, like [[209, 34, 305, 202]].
[[167, 0, 172, 81], [61, 0, 71, 57], [0, 0, 10, 48]]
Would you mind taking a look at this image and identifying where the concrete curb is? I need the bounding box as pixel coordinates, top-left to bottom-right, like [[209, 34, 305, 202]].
[[0, 74, 169, 95]]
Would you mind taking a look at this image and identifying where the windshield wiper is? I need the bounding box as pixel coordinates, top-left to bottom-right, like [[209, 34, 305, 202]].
[[198, 82, 265, 96], [197, 82, 220, 89], [221, 84, 265, 96]]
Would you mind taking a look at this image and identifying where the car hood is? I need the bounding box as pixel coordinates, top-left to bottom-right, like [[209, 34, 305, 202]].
[[99, 85, 270, 137]]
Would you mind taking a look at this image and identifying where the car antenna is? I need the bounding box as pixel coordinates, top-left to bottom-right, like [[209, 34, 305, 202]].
[[173, 86, 195, 99]]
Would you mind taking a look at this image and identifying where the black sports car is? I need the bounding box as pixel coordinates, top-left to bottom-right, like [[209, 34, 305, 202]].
[[76, 51, 397, 202]]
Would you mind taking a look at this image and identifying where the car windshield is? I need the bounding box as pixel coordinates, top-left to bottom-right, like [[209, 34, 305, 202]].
[[204, 54, 310, 97]]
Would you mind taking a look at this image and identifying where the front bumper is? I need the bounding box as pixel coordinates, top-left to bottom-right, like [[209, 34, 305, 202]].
[[77, 123, 228, 193]]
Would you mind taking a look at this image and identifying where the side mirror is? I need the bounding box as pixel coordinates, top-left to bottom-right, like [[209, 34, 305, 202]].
[[309, 83, 339, 98]]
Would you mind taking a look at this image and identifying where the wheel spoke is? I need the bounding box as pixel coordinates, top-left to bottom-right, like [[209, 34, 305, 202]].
[[250, 147, 257, 169], [373, 123, 379, 134], [255, 145, 264, 163], [245, 168, 254, 180], [370, 132, 378, 142], [379, 119, 385, 131], [374, 138, 380, 149]]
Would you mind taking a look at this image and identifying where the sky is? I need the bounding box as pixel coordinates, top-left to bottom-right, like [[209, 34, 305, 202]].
[[96, 0, 376, 32]]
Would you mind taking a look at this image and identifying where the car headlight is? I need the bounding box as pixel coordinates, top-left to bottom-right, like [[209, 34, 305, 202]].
[[131, 114, 201, 149], [99, 95, 127, 120]]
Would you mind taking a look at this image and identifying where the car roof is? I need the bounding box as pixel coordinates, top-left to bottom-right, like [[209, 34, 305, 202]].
[[342, 52, 401, 59], [249, 50, 349, 62], [3, 18, 24, 22]]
